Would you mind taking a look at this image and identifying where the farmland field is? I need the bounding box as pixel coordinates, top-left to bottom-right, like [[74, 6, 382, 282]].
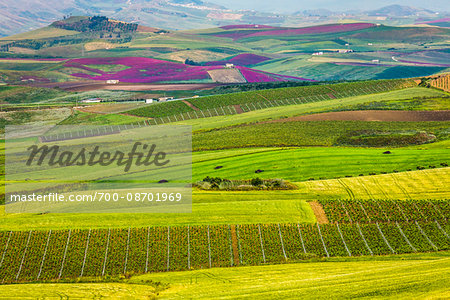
[[0, 13, 450, 298]]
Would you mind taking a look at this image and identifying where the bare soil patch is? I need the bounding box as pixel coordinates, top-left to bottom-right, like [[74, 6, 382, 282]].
[[182, 100, 199, 111], [234, 104, 244, 114], [268, 110, 450, 123], [309, 201, 329, 224], [207, 68, 246, 83]]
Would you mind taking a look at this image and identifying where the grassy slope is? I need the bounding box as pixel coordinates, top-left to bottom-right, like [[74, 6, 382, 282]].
[[191, 147, 449, 182], [60, 110, 145, 125], [1, 167, 447, 231], [0, 190, 315, 230], [0, 27, 79, 41], [54, 87, 448, 128], [192, 121, 450, 150], [133, 252, 450, 299], [1, 252, 447, 299], [170, 87, 447, 131]]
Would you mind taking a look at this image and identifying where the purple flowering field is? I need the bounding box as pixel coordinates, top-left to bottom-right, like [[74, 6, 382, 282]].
[[66, 57, 312, 83]]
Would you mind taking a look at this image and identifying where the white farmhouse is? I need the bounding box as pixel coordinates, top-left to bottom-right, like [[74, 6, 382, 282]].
[[106, 80, 120, 84]]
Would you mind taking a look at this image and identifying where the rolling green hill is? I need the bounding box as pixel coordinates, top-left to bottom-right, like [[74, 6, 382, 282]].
[[1, 18, 449, 82]]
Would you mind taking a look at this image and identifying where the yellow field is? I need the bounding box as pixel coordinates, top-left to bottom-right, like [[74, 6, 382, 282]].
[[300, 167, 450, 200]]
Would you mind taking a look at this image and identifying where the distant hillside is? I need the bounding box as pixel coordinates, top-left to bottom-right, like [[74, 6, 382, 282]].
[[0, 18, 448, 82], [367, 5, 437, 17], [0, 0, 448, 37]]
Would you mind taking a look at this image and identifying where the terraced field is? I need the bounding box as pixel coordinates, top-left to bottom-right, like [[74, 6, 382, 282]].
[[127, 78, 415, 119], [0, 218, 448, 283]]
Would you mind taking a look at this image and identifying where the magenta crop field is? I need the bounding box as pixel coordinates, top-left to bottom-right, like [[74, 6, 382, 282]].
[[66, 57, 224, 83], [214, 23, 376, 40], [65, 57, 312, 83]]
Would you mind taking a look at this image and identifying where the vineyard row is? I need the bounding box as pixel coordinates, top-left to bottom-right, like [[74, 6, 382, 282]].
[[127, 78, 416, 118], [319, 199, 449, 224], [0, 222, 449, 283]]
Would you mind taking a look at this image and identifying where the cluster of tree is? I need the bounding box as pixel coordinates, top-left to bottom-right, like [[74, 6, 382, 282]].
[[184, 58, 201, 66], [52, 16, 138, 33]]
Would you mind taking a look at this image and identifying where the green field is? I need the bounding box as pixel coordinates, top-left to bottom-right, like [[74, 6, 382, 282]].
[[192, 146, 450, 181], [0, 58, 449, 298], [169, 87, 448, 131], [1, 167, 448, 231], [192, 121, 450, 150], [0, 252, 448, 299]]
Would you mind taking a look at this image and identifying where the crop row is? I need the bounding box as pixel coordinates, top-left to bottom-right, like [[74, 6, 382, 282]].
[[431, 75, 450, 92], [188, 79, 415, 111], [0, 222, 448, 283], [126, 78, 416, 118], [319, 199, 449, 223]]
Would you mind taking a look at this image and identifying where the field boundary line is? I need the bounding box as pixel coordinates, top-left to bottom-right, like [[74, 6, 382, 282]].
[[337, 223, 352, 256], [435, 220, 450, 239], [277, 224, 287, 261], [258, 224, 266, 263], [356, 223, 373, 255], [80, 229, 91, 277], [316, 223, 329, 258], [37, 230, 52, 280], [376, 222, 395, 254], [396, 222, 417, 252], [16, 230, 32, 280], [415, 222, 438, 250], [0, 231, 12, 268], [58, 230, 71, 279], [297, 224, 307, 254], [101, 228, 111, 277]]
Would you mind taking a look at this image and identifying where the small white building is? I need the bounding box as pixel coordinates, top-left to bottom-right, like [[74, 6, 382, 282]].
[[312, 52, 324, 56], [146, 99, 154, 104], [225, 63, 235, 68], [81, 98, 102, 103], [106, 80, 120, 84], [158, 97, 174, 102], [372, 59, 380, 64]]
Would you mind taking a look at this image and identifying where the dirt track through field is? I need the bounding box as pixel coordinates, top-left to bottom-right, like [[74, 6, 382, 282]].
[[268, 110, 450, 123], [309, 201, 330, 224], [182, 100, 199, 111], [234, 104, 244, 114]]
